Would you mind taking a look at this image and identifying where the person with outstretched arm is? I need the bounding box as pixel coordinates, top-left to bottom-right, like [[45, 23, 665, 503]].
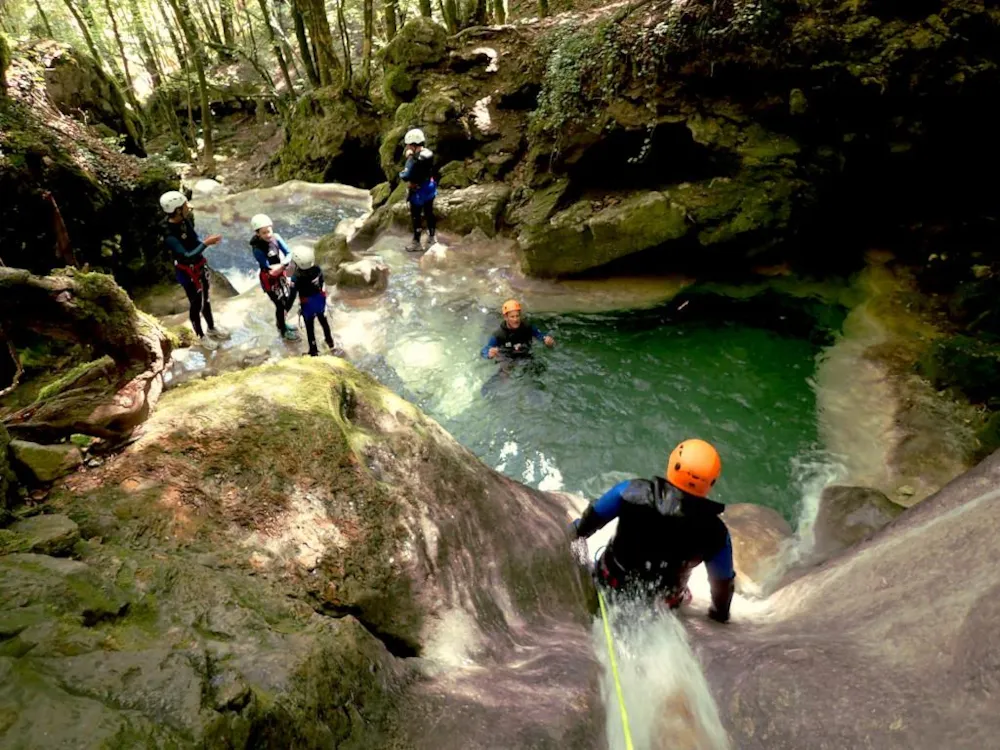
[[569, 439, 736, 623]]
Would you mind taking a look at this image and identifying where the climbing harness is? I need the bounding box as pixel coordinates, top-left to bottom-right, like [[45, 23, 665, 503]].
[[597, 588, 635, 750]]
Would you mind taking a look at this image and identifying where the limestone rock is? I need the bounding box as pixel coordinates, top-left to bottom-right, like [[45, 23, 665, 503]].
[[722, 503, 792, 591], [388, 183, 512, 238], [381, 17, 448, 70], [813, 485, 903, 559], [7, 514, 80, 556], [517, 191, 689, 277], [336, 258, 390, 293], [9, 440, 83, 483], [696, 449, 1000, 750], [371, 181, 392, 209], [314, 232, 356, 273]]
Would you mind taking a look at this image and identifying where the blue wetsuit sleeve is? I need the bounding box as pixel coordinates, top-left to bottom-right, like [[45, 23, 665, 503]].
[[531, 325, 546, 341], [706, 532, 735, 582], [252, 247, 270, 271], [481, 335, 498, 359], [571, 480, 631, 537], [166, 235, 206, 260], [399, 156, 415, 181], [275, 235, 290, 259]]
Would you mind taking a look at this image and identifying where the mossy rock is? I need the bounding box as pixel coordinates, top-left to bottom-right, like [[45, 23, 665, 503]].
[[383, 65, 416, 108], [315, 231, 356, 272], [919, 335, 1000, 404], [0, 423, 14, 520], [371, 181, 392, 208], [9, 440, 83, 483], [278, 89, 383, 186], [0, 32, 10, 95], [5, 514, 80, 556], [437, 160, 474, 190], [380, 17, 448, 71], [517, 191, 690, 277]]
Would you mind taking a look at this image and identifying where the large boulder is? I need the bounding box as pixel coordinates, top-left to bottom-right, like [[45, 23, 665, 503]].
[[722, 503, 792, 592], [278, 89, 384, 187], [380, 15, 449, 105], [388, 183, 512, 238], [9, 440, 83, 483], [0, 358, 600, 747], [517, 191, 689, 277], [812, 485, 903, 561], [3, 514, 80, 556], [694, 449, 1000, 749], [30, 40, 145, 155]]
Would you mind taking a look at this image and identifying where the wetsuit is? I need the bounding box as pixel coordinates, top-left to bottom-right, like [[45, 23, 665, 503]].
[[250, 233, 291, 335], [481, 321, 548, 359], [572, 476, 736, 622], [165, 216, 214, 338], [400, 147, 437, 245], [286, 265, 334, 356]]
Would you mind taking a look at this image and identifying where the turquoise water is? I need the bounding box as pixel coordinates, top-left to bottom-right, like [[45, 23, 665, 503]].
[[382, 304, 831, 523]]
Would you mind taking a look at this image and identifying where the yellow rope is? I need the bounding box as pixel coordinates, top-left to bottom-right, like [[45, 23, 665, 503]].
[[597, 588, 635, 750]]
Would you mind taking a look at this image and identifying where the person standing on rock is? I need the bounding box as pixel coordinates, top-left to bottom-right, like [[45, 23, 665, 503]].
[[249, 213, 299, 342], [160, 190, 229, 348], [285, 245, 337, 357], [399, 128, 437, 252], [481, 299, 555, 360], [569, 439, 736, 623]]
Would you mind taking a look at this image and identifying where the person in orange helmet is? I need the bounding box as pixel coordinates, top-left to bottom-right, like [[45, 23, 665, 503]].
[[569, 439, 735, 622], [481, 299, 555, 359]]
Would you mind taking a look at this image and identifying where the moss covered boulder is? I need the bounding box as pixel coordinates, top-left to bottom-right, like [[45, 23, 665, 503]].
[[3, 514, 80, 556], [0, 424, 15, 520], [517, 190, 690, 277], [278, 89, 384, 187], [33, 40, 144, 156], [812, 485, 903, 560], [9, 441, 83, 483], [0, 358, 600, 747]]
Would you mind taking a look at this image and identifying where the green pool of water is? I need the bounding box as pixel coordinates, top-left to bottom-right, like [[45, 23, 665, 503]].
[[380, 297, 844, 524]]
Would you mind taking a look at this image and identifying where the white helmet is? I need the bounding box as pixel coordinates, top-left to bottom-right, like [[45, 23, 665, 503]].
[[251, 213, 272, 232], [159, 190, 187, 214], [291, 245, 315, 269], [404, 128, 425, 146]]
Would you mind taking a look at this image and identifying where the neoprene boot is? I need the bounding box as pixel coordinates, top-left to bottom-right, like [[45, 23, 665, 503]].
[[708, 576, 735, 623]]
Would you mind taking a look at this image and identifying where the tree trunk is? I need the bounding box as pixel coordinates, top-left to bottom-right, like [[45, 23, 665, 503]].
[[301, 0, 340, 87], [128, 0, 162, 87], [419, 0, 432, 18], [441, 0, 458, 33], [360, 0, 373, 91], [195, 0, 223, 46], [537, 0, 548, 18], [290, 0, 319, 86], [335, 0, 352, 88], [58, 0, 104, 65], [33, 0, 55, 37], [383, 0, 398, 40], [257, 0, 294, 92], [219, 0, 236, 46], [168, 0, 214, 166], [103, 0, 141, 110], [494, 0, 505, 25], [271, 0, 303, 80]]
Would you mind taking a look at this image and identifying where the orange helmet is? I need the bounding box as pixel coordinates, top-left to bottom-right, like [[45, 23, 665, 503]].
[[666, 439, 721, 498], [501, 299, 522, 315]]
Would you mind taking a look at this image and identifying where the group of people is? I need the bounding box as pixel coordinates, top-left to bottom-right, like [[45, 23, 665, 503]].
[[159, 127, 735, 624], [159, 192, 335, 357]]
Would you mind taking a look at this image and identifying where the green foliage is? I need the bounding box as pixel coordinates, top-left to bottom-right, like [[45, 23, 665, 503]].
[[0, 32, 10, 94], [919, 335, 1000, 404], [529, 0, 785, 138]]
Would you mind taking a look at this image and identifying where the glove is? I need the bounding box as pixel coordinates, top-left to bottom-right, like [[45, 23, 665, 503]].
[[574, 505, 604, 539], [708, 576, 735, 623]]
